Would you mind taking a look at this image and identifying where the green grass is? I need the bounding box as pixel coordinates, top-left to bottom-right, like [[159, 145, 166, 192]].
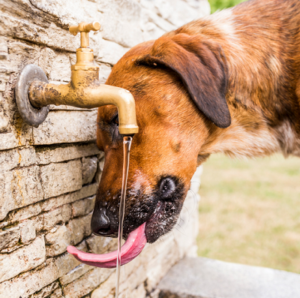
[[197, 154, 300, 273], [209, 0, 246, 13]]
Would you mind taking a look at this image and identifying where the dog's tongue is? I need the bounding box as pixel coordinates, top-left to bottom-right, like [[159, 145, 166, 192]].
[[67, 223, 146, 268]]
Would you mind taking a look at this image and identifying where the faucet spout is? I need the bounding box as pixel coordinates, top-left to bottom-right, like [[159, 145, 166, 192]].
[[29, 80, 139, 135]]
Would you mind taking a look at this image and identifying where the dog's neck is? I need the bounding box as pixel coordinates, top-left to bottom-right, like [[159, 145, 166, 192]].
[[194, 5, 300, 159]]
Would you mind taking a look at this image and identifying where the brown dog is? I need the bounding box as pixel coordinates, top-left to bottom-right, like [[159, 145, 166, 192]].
[[92, 0, 300, 244]]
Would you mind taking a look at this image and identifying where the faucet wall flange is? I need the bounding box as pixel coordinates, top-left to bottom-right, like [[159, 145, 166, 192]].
[[15, 64, 49, 128]]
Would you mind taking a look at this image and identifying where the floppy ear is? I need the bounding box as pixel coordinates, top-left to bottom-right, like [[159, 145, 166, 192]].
[[137, 33, 231, 128]]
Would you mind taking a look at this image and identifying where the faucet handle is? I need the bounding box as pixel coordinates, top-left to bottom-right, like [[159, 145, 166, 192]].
[[69, 22, 101, 48]]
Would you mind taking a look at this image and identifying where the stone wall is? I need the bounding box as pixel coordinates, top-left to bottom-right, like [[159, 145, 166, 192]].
[[0, 0, 209, 297]]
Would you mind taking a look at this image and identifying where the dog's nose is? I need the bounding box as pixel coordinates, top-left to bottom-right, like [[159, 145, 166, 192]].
[[91, 207, 113, 236], [159, 177, 176, 199]]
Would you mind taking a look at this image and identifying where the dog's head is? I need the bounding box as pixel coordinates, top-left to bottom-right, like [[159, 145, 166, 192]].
[[92, 33, 231, 243]]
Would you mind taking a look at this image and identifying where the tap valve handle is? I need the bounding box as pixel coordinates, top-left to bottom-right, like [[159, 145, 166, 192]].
[[69, 22, 101, 48]]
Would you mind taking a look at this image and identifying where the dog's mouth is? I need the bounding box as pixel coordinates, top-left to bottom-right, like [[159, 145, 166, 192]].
[[67, 176, 186, 268], [67, 200, 181, 268]]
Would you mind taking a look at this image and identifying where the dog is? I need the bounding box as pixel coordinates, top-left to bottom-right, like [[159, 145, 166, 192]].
[[92, 0, 300, 245]]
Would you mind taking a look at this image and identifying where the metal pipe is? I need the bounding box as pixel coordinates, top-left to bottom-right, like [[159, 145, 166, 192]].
[[29, 80, 139, 135]]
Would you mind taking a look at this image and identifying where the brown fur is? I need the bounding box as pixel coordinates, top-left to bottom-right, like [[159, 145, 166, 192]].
[[93, 0, 300, 242]]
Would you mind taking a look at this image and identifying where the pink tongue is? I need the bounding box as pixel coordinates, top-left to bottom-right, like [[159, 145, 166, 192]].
[[67, 223, 147, 268]]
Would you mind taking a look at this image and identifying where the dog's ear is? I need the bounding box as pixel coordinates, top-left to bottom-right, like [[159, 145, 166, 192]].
[[137, 33, 231, 128]]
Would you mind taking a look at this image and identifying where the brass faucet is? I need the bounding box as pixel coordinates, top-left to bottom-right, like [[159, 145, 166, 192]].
[[15, 21, 139, 135]]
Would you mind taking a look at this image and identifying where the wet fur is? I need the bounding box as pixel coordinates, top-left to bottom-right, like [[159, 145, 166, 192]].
[[94, 0, 300, 242]]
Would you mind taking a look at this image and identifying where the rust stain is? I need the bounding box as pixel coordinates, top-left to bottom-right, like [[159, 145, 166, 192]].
[[14, 115, 23, 146], [17, 149, 22, 164], [15, 170, 25, 206]]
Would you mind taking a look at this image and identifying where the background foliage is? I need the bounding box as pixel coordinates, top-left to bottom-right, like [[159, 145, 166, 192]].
[[209, 0, 246, 13]]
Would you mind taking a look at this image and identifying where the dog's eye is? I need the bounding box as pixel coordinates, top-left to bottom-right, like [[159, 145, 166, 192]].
[[110, 114, 119, 126]]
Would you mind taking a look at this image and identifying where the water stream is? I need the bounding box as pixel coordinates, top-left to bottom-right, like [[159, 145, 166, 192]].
[[115, 136, 132, 298]]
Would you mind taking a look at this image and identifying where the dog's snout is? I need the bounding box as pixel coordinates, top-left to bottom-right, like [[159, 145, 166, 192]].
[[159, 177, 176, 199], [91, 207, 113, 236]]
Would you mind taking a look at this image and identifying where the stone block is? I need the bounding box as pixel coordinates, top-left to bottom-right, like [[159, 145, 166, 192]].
[[40, 159, 82, 199], [66, 213, 93, 245], [43, 204, 72, 231], [91, 272, 116, 298], [141, 21, 166, 42], [0, 260, 58, 298], [33, 214, 44, 233], [11, 166, 44, 205], [140, 236, 180, 291], [158, 257, 300, 298], [33, 111, 98, 145], [4, 40, 40, 74], [0, 147, 36, 173], [20, 219, 36, 244], [59, 263, 92, 286], [96, 39, 129, 65], [71, 196, 96, 218], [0, 236, 46, 283], [0, 149, 19, 172], [54, 240, 87, 277], [123, 283, 146, 298], [8, 202, 42, 223], [29, 0, 101, 41], [45, 225, 70, 256], [19, 147, 37, 167], [0, 132, 18, 151], [0, 73, 9, 92], [48, 53, 71, 82], [0, 245, 86, 298], [0, 166, 44, 220], [0, 12, 78, 53], [30, 281, 60, 298], [38, 47, 56, 78], [0, 112, 9, 133], [61, 204, 73, 223], [119, 264, 147, 295], [0, 226, 20, 251], [45, 213, 91, 256], [172, 189, 200, 258], [100, 0, 143, 47], [0, 38, 8, 60], [141, 8, 175, 32], [39, 183, 98, 213], [78, 183, 99, 200], [41, 192, 79, 212], [0, 241, 87, 298], [82, 157, 98, 185], [86, 234, 116, 255], [36, 143, 101, 165], [63, 267, 112, 298], [49, 287, 63, 298], [152, 0, 200, 28]]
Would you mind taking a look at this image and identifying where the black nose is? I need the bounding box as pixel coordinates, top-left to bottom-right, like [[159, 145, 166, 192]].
[[91, 207, 113, 236], [159, 177, 176, 199]]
